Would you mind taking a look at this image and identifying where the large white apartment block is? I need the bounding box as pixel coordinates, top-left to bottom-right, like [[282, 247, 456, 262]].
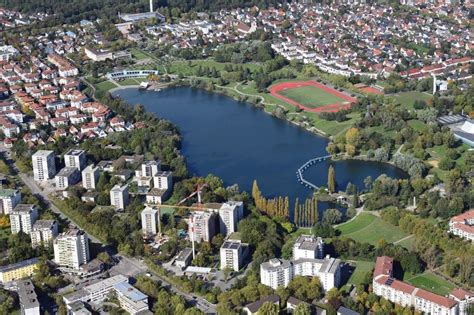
[[153, 171, 173, 190], [449, 209, 474, 242], [449, 288, 474, 315], [141, 206, 160, 236], [110, 184, 129, 209], [53, 229, 90, 270], [0, 45, 18, 61], [187, 211, 216, 243], [82, 164, 100, 190], [31, 220, 58, 248], [293, 235, 324, 260], [137, 160, 160, 178], [218, 201, 244, 236], [0, 188, 21, 215], [55, 167, 80, 190], [63, 275, 128, 305], [260, 255, 341, 291], [114, 282, 149, 315], [220, 239, 246, 271], [64, 149, 87, 171], [10, 204, 38, 235], [32, 150, 56, 181], [373, 256, 460, 315], [260, 258, 293, 290]]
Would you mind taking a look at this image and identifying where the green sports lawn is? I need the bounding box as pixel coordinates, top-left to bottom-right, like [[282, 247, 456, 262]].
[[278, 85, 345, 109], [337, 213, 410, 245]]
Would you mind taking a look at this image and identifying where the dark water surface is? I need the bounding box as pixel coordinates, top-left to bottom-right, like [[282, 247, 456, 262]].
[[114, 87, 406, 212]]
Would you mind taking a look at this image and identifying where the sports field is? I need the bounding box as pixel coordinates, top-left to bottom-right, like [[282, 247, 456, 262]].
[[279, 85, 344, 109], [337, 213, 409, 245], [269, 81, 356, 113]]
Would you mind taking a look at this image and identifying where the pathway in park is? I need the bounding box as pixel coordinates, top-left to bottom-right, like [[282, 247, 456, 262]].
[[393, 234, 414, 245]]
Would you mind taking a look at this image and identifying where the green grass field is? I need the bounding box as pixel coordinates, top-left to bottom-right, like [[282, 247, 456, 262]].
[[404, 271, 455, 296], [95, 81, 117, 98], [279, 85, 345, 109], [337, 213, 409, 245], [0, 227, 9, 242], [347, 260, 375, 285], [394, 91, 433, 110], [129, 48, 151, 61]]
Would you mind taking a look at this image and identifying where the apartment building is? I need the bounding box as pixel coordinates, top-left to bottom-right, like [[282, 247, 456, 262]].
[[137, 160, 160, 178], [0, 257, 39, 283], [0, 188, 21, 214], [260, 255, 341, 291], [55, 167, 80, 190], [82, 164, 100, 190], [153, 171, 173, 190], [31, 220, 58, 248], [64, 149, 87, 171], [110, 184, 129, 209], [32, 150, 56, 181], [187, 211, 216, 243], [17, 279, 40, 315], [372, 256, 459, 315], [10, 204, 38, 234], [218, 201, 244, 236], [53, 229, 90, 270], [293, 234, 324, 260], [141, 206, 160, 236], [449, 288, 474, 315], [220, 239, 246, 271], [114, 282, 149, 315], [449, 209, 474, 242]]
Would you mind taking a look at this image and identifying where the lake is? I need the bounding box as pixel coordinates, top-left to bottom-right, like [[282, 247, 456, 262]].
[[114, 87, 406, 213]]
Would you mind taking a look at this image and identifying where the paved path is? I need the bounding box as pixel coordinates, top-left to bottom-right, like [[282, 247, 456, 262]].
[[393, 234, 413, 245]]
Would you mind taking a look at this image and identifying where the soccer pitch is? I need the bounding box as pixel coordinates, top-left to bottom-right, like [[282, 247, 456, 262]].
[[279, 85, 346, 109]]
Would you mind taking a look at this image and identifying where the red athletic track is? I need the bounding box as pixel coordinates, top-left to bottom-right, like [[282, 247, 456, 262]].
[[268, 81, 357, 113]]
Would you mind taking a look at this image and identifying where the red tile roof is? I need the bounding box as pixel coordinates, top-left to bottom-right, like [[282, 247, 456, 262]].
[[415, 289, 458, 309], [450, 288, 474, 301], [374, 256, 393, 278], [390, 279, 416, 295], [450, 209, 474, 223]]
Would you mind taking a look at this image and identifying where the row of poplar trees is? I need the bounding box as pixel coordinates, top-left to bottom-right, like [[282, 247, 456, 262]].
[[294, 196, 319, 228], [252, 180, 289, 218]]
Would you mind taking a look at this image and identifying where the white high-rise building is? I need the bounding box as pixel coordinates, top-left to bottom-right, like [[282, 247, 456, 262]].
[[293, 235, 324, 260], [260, 258, 293, 289], [10, 204, 38, 235], [32, 150, 56, 182], [55, 167, 80, 190], [153, 171, 172, 190], [218, 201, 244, 236], [53, 229, 90, 270], [140, 160, 160, 178], [0, 188, 21, 215], [64, 149, 87, 171], [260, 256, 341, 291], [141, 206, 160, 236], [110, 184, 129, 209], [82, 165, 100, 190], [31, 220, 58, 248], [188, 211, 216, 243], [220, 240, 245, 271]]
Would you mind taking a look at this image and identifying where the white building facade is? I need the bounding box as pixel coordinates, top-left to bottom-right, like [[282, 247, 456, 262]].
[[53, 229, 90, 270], [10, 204, 38, 235], [32, 150, 56, 181]]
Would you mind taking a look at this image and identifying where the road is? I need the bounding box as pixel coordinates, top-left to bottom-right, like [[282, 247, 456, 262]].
[[0, 147, 217, 314]]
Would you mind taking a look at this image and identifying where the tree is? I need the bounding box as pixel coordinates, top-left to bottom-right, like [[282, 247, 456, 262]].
[[322, 208, 343, 225], [326, 142, 338, 157], [258, 301, 279, 315], [345, 127, 360, 147], [293, 302, 311, 315], [328, 165, 336, 193]]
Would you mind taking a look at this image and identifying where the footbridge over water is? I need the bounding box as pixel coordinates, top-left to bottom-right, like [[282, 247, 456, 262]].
[[296, 155, 332, 190]]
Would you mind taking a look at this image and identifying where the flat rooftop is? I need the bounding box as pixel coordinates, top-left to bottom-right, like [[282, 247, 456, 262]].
[[222, 241, 242, 250], [32, 150, 54, 157], [12, 204, 35, 213], [114, 282, 147, 302], [176, 248, 193, 262], [65, 149, 85, 156]]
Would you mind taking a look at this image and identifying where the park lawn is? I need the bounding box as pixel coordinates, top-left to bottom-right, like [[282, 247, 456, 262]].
[[347, 260, 375, 285], [395, 91, 433, 110], [118, 78, 141, 86], [279, 85, 346, 109], [337, 213, 409, 245], [129, 48, 150, 61], [396, 235, 416, 250], [404, 271, 455, 296], [408, 119, 428, 132], [94, 80, 117, 98]]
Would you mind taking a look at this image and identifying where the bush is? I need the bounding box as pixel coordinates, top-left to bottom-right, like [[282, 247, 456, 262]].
[[438, 157, 455, 170]]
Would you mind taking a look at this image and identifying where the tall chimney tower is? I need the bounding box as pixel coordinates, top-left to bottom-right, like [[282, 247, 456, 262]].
[[150, 0, 153, 13]]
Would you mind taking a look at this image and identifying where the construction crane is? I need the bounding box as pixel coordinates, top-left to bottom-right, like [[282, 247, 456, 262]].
[[145, 183, 209, 259]]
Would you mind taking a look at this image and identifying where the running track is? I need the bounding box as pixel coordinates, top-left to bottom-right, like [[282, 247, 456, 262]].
[[268, 81, 357, 113]]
